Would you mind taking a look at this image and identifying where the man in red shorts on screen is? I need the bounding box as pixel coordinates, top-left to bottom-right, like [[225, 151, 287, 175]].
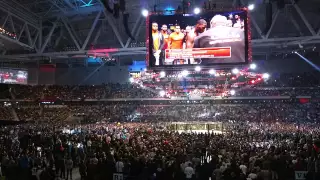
[[193, 15, 245, 64], [168, 25, 185, 64]]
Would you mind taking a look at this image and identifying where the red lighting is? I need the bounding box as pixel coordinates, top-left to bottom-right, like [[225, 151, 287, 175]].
[[257, 78, 261, 81], [146, 13, 150, 67], [299, 98, 310, 104], [87, 48, 118, 53], [246, 8, 252, 63], [251, 80, 255, 84]]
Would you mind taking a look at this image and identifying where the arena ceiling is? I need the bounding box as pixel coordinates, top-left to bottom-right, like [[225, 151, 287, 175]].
[[0, 0, 319, 63]]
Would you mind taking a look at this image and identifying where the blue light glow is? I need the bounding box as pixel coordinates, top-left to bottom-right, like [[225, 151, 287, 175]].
[[87, 57, 102, 63], [128, 61, 146, 72], [80, 0, 94, 7], [164, 7, 175, 15]]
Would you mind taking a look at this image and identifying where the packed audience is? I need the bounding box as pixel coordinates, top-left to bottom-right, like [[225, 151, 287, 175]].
[[0, 105, 14, 121], [15, 106, 41, 121], [1, 101, 320, 125], [0, 72, 318, 101], [0, 72, 319, 180], [42, 107, 70, 122], [0, 109, 320, 180]]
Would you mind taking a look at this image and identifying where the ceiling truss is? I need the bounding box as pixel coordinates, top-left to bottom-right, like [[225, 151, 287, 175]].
[[0, 1, 40, 50], [0, 0, 319, 62]]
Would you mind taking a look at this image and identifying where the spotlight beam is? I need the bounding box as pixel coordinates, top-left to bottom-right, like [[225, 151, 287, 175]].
[[294, 51, 320, 72]]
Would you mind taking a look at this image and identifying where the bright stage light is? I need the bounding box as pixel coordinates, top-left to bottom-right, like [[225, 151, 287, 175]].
[[248, 4, 255, 11], [230, 90, 235, 96], [232, 68, 239, 74], [194, 7, 201, 14], [262, 73, 270, 79], [160, 71, 166, 78], [129, 77, 134, 83], [195, 66, 201, 72], [209, 69, 216, 75], [141, 9, 149, 17], [181, 70, 189, 77], [159, 90, 166, 97], [250, 63, 257, 69]]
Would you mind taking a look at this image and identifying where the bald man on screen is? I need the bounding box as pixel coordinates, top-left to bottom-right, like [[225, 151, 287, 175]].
[[193, 15, 245, 64]]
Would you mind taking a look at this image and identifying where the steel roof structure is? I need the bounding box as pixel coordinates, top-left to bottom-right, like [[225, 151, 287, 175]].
[[0, 0, 319, 62]]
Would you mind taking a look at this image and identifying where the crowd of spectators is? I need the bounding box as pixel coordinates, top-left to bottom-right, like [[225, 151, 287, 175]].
[[43, 85, 106, 100], [2, 84, 320, 100], [0, 105, 14, 121], [235, 88, 320, 97], [0, 115, 320, 180], [1, 102, 319, 125], [11, 85, 45, 100], [0, 83, 158, 100], [42, 107, 70, 122], [15, 106, 41, 121], [0, 71, 319, 101], [105, 84, 156, 98], [0, 72, 319, 180]]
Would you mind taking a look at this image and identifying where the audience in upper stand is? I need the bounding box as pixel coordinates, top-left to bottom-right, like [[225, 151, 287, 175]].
[[0, 72, 319, 100], [15, 106, 40, 121], [1, 102, 318, 124], [0, 105, 14, 121], [11, 85, 45, 100]]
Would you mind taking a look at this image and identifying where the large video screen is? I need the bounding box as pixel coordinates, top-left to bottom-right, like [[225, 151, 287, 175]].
[[147, 10, 249, 67], [0, 68, 28, 84]]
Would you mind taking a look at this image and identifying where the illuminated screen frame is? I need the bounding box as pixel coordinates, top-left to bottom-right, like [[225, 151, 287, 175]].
[[0, 68, 28, 85], [146, 8, 252, 68]]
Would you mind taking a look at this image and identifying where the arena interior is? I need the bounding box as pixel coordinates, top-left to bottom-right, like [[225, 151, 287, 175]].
[[0, 0, 320, 180]]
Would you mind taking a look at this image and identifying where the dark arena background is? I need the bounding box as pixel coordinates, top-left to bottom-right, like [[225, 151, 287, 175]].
[[0, 0, 320, 180]]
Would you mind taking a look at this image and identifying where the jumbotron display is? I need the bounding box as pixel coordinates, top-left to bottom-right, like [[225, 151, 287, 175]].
[[147, 10, 249, 67], [0, 69, 28, 84]]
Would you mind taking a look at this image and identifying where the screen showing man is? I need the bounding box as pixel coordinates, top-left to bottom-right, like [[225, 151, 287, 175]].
[[0, 69, 28, 84], [161, 24, 170, 50], [168, 25, 185, 64], [194, 14, 245, 64], [186, 19, 207, 49], [150, 22, 164, 66], [168, 25, 184, 49], [148, 10, 249, 67]]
